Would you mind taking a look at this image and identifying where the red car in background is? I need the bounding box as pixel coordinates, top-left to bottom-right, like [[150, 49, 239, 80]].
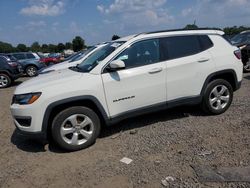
[[39, 53, 61, 66]]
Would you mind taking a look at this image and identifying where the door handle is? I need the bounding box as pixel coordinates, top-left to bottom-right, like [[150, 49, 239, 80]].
[[148, 67, 163, 74], [198, 58, 210, 63]]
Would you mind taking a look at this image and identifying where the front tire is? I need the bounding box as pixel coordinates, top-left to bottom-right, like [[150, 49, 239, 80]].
[[26, 65, 38, 77], [0, 73, 11, 88], [51, 106, 101, 151], [202, 79, 233, 115]]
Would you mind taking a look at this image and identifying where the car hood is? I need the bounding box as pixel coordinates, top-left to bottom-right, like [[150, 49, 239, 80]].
[[15, 68, 81, 94], [41, 60, 79, 72]]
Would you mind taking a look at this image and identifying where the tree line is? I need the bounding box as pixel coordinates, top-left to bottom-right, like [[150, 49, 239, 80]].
[[183, 25, 250, 36], [0, 25, 250, 53], [0, 36, 86, 53]]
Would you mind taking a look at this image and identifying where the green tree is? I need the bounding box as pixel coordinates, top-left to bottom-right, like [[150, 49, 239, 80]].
[[57, 43, 65, 52], [30, 42, 40, 52], [184, 24, 199, 30], [48, 44, 57, 53], [0, 41, 15, 53], [223, 26, 250, 36], [112, 35, 120, 40], [16, 44, 28, 52], [65, 42, 72, 49], [41, 44, 49, 53], [72, 36, 85, 52]]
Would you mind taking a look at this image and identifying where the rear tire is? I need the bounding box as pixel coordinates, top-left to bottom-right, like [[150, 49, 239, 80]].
[[26, 65, 38, 77], [0, 73, 11, 88], [51, 106, 101, 151], [201, 79, 233, 115]]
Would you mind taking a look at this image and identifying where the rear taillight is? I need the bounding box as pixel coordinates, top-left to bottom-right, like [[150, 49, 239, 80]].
[[8, 61, 18, 67], [234, 49, 241, 60]]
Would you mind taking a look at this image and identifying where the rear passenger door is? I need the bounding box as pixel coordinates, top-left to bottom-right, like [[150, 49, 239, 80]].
[[161, 35, 215, 101]]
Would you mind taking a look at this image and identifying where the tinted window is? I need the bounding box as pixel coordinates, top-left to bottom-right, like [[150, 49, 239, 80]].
[[115, 39, 160, 68], [13, 53, 26, 60], [199, 35, 213, 50], [160, 35, 201, 60], [0, 56, 7, 64], [26, 53, 35, 59]]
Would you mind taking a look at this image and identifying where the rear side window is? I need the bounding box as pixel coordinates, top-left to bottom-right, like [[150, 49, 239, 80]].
[[160, 35, 201, 61], [12, 53, 26, 60], [26, 53, 35, 59], [199, 35, 213, 50]]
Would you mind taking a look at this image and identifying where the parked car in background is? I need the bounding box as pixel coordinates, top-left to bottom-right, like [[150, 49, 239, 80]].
[[230, 30, 250, 72], [0, 55, 22, 88], [8, 52, 40, 61], [5, 54, 46, 77], [39, 53, 61, 66], [39, 44, 107, 74]]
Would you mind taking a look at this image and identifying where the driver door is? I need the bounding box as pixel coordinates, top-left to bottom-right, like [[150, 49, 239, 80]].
[[101, 39, 167, 118]]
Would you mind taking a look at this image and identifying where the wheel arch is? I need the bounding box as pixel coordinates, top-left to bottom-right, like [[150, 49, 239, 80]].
[[24, 64, 38, 70], [201, 69, 240, 96], [0, 70, 13, 80], [42, 96, 109, 137]]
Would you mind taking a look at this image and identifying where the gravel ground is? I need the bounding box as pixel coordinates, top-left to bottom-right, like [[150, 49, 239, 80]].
[[0, 74, 250, 188]]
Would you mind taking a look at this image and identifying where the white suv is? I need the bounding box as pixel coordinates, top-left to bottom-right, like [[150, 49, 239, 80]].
[[10, 29, 243, 151]]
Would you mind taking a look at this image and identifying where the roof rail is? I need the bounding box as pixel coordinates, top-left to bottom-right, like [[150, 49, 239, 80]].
[[240, 30, 250, 34], [144, 28, 223, 35]]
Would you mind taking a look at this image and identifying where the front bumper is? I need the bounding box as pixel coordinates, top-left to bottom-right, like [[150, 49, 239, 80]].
[[10, 102, 47, 140], [14, 126, 47, 141], [11, 73, 22, 80]]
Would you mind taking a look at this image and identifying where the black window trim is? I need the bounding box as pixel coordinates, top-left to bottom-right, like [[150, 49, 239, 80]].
[[102, 34, 215, 74]]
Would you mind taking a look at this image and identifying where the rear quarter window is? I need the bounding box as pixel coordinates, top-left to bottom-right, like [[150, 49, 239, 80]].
[[26, 53, 35, 59], [199, 35, 213, 50]]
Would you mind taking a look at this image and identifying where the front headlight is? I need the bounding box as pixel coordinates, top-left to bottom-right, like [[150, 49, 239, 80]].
[[12, 92, 41, 105]]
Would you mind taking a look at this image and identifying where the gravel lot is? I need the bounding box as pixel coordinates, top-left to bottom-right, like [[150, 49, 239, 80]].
[[0, 74, 250, 188]]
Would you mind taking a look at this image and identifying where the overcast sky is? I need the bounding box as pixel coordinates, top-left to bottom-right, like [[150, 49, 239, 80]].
[[0, 0, 249, 46]]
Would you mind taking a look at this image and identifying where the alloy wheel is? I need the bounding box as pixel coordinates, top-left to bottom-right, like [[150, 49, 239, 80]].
[[26, 66, 37, 77], [0, 75, 9, 88], [209, 85, 230, 110], [60, 114, 94, 146]]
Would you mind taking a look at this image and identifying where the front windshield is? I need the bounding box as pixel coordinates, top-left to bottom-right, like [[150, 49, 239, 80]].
[[231, 33, 250, 44], [75, 42, 125, 72], [69, 47, 95, 62]]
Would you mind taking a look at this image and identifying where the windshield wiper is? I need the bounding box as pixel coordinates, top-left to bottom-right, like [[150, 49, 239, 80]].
[[69, 64, 82, 72]]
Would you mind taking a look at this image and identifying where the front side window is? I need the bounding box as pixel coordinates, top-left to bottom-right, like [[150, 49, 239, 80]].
[[115, 39, 160, 68]]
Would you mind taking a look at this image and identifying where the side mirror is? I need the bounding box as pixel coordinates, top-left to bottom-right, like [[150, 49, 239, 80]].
[[106, 60, 125, 72]]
